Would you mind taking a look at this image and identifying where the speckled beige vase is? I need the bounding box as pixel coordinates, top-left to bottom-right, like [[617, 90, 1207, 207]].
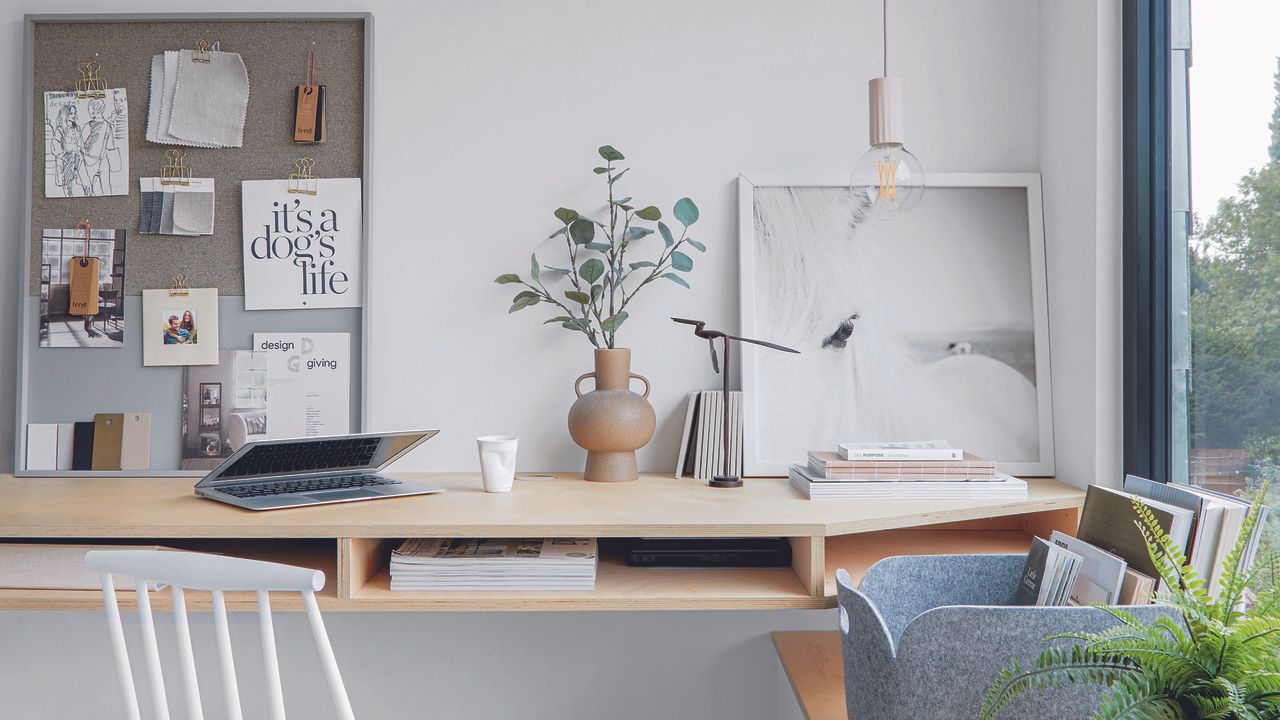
[[567, 348, 656, 482]]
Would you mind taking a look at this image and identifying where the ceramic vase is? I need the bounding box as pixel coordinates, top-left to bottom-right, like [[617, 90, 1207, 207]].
[[567, 348, 655, 482]]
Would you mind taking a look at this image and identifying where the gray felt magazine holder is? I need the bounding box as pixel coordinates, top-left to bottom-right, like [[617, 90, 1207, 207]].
[[835, 554, 1177, 720]]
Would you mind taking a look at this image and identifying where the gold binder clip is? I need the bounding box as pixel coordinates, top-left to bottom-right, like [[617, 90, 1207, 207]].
[[75, 61, 106, 99], [160, 150, 191, 186], [169, 273, 190, 297], [192, 39, 213, 64], [288, 158, 319, 196]]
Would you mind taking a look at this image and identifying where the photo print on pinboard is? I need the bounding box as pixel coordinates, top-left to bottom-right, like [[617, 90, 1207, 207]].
[[38, 227, 126, 348], [739, 175, 1054, 476]]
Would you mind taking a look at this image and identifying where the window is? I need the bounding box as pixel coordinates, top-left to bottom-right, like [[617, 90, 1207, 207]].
[[1172, 1, 1280, 492], [40, 228, 115, 286]]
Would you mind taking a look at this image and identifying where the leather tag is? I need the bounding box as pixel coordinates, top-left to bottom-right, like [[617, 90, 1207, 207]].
[[294, 84, 324, 143], [67, 256, 100, 316], [91, 413, 124, 471]]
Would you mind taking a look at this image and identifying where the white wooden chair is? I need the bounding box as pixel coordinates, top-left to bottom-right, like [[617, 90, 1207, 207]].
[[84, 550, 355, 720]]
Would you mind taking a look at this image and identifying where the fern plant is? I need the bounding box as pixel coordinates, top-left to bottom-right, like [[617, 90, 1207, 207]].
[[980, 488, 1280, 720]]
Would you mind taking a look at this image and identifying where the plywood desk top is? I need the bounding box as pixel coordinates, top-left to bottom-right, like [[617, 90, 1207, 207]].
[[0, 473, 1083, 539]]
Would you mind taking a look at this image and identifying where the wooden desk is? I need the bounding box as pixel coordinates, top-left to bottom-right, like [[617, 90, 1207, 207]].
[[0, 473, 1082, 613]]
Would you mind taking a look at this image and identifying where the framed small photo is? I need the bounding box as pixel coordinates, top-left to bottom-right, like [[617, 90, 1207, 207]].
[[142, 287, 219, 366], [200, 408, 220, 430], [199, 382, 221, 407], [200, 432, 220, 457]]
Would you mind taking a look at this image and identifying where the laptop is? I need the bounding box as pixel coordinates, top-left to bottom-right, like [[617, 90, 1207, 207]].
[[195, 430, 444, 511]]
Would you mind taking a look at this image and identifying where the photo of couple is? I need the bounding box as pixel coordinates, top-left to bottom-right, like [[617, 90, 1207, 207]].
[[163, 310, 198, 345]]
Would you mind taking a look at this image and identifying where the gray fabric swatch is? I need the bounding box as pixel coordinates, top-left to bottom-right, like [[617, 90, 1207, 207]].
[[172, 191, 214, 235], [168, 50, 249, 148], [159, 188, 175, 235]]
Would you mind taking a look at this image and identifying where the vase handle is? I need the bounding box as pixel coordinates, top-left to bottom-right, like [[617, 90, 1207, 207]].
[[574, 372, 595, 398], [630, 373, 651, 399]]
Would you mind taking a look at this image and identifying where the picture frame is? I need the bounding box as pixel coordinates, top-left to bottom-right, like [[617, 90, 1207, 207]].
[[199, 382, 221, 408], [141, 288, 220, 366], [737, 172, 1055, 477]]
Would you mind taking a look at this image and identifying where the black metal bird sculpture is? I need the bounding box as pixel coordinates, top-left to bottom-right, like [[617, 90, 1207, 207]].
[[672, 318, 800, 488]]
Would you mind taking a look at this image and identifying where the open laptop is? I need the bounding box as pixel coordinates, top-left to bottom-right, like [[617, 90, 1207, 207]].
[[195, 430, 444, 511]]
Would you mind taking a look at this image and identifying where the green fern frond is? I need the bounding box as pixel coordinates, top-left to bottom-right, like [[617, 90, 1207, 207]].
[[979, 645, 1138, 720], [1091, 672, 1184, 720], [1217, 491, 1268, 623]]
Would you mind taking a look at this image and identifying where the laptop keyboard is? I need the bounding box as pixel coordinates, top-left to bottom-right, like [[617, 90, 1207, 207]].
[[220, 474, 401, 499]]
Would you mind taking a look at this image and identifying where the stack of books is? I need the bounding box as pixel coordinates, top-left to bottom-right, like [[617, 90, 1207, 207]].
[[389, 538, 598, 592], [1014, 537, 1083, 606], [788, 440, 1027, 500], [1072, 475, 1268, 601], [674, 391, 742, 480]]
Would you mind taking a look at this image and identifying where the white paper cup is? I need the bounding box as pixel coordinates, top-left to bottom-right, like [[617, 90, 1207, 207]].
[[477, 435, 519, 492]]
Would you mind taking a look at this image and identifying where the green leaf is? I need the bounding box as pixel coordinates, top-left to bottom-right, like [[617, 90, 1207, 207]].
[[530, 254, 540, 281], [564, 290, 591, 304], [585, 242, 612, 253], [593, 167, 610, 174], [618, 204, 633, 212], [543, 316, 573, 325], [569, 219, 596, 245], [635, 206, 662, 221], [509, 291, 540, 312], [629, 261, 657, 269], [549, 226, 568, 239], [614, 196, 633, 205], [671, 251, 694, 272], [494, 273, 522, 284], [601, 311, 629, 333], [686, 238, 707, 252], [610, 168, 630, 184], [591, 284, 603, 302], [554, 207, 579, 224], [661, 273, 690, 288], [673, 197, 699, 226], [598, 145, 625, 161], [658, 221, 675, 247], [626, 227, 654, 241], [542, 266, 571, 276], [579, 258, 605, 284]]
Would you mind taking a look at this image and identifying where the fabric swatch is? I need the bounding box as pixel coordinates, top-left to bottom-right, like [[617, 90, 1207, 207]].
[[138, 177, 215, 236], [146, 49, 248, 148], [168, 50, 250, 148], [173, 190, 215, 236]]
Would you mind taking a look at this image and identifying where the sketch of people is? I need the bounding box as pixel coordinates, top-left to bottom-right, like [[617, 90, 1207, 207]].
[[51, 103, 88, 197], [81, 98, 120, 196], [43, 89, 129, 199]]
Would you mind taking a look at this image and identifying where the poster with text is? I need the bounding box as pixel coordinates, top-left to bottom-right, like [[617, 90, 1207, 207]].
[[241, 179, 363, 310], [253, 332, 351, 438]]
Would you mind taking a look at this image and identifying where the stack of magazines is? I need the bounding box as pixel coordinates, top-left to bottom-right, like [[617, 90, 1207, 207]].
[[788, 440, 1027, 500], [389, 538, 598, 592]]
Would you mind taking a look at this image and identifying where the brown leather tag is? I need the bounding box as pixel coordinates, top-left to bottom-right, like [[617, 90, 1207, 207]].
[[295, 84, 322, 142], [67, 256, 100, 316]]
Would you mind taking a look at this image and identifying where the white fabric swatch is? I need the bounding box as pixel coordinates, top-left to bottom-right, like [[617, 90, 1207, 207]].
[[168, 50, 249, 148]]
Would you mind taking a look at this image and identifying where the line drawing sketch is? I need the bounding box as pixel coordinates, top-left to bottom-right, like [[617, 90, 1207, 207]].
[[43, 88, 129, 198]]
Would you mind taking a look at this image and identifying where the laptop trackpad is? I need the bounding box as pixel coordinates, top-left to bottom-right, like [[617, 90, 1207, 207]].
[[305, 488, 382, 501]]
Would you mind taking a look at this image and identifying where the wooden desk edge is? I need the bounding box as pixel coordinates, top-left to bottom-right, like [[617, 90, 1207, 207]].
[[773, 631, 847, 720]]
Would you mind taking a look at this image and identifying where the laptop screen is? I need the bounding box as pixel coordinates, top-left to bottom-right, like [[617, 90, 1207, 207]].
[[203, 431, 435, 484]]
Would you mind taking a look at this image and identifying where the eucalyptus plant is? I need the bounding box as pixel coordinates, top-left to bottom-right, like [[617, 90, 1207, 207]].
[[495, 145, 702, 349], [980, 489, 1280, 720]]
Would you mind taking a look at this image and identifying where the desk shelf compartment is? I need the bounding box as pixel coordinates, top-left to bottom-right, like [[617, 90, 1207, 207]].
[[338, 537, 828, 612]]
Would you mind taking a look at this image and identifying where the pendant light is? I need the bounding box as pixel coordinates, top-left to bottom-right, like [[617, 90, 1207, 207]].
[[850, 0, 925, 218]]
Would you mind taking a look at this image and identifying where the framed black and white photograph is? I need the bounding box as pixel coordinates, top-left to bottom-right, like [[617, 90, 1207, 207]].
[[199, 382, 221, 407], [737, 173, 1054, 476]]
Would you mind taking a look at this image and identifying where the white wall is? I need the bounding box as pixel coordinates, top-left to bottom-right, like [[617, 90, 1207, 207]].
[[0, 1, 1119, 718]]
